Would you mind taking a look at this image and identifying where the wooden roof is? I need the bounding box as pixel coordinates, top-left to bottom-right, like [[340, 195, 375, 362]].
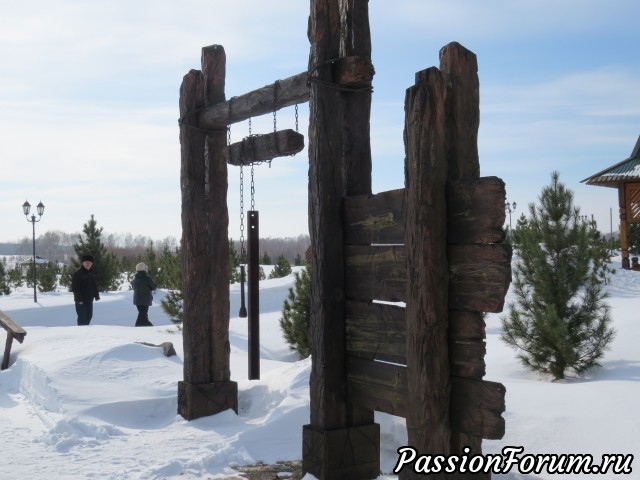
[[581, 135, 640, 188]]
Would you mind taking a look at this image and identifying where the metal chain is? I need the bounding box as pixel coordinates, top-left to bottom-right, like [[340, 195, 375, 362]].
[[273, 80, 279, 133], [294, 104, 299, 132], [250, 164, 256, 211]]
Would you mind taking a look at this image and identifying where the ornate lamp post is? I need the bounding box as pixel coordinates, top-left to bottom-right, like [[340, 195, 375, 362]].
[[22, 200, 45, 303], [505, 201, 517, 239]]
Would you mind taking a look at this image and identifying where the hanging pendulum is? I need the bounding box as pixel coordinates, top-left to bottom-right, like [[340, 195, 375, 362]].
[[238, 265, 247, 318], [247, 209, 260, 380], [247, 163, 260, 380], [238, 164, 248, 318]]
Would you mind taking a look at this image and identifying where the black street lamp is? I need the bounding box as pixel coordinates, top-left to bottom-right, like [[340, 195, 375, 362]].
[[22, 200, 45, 303], [505, 201, 517, 239]]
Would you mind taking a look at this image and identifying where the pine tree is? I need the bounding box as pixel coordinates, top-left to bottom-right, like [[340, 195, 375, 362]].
[[159, 245, 184, 324], [0, 258, 11, 295], [502, 172, 615, 380], [260, 251, 272, 265], [279, 266, 311, 358], [38, 261, 59, 292], [72, 215, 121, 291], [269, 255, 292, 279]]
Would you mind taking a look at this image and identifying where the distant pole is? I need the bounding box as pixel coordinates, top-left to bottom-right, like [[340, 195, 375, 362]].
[[22, 200, 45, 303], [505, 201, 517, 239], [610, 207, 614, 255]]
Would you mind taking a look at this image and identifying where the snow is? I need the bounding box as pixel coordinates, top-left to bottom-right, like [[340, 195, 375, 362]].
[[0, 259, 638, 480]]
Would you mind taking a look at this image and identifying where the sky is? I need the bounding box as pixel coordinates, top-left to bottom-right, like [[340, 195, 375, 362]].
[[2, 0, 640, 244], [0, 259, 638, 479]]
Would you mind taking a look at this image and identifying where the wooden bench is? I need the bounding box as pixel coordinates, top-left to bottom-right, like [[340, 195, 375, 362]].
[[0, 309, 26, 370]]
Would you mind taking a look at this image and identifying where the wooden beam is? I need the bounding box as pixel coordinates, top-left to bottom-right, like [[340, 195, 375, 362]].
[[224, 130, 305, 166], [345, 300, 406, 364], [344, 245, 406, 302], [343, 189, 405, 245], [197, 71, 309, 129], [450, 377, 506, 440]]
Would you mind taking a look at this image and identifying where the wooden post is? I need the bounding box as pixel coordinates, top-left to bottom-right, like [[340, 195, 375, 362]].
[[403, 66, 451, 480], [178, 45, 237, 420], [303, 0, 379, 478]]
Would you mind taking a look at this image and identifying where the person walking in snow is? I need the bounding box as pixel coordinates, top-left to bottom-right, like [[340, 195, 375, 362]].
[[131, 262, 157, 327], [71, 254, 100, 325]]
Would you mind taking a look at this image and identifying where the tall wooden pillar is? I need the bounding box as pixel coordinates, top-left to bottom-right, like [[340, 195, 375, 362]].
[[403, 66, 451, 480], [303, 0, 379, 478], [178, 45, 237, 420]]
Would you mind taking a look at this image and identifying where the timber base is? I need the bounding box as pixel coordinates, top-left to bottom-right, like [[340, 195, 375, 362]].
[[302, 423, 380, 480], [178, 380, 238, 420]]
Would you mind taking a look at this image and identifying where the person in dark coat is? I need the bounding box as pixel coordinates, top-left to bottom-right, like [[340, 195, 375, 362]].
[[71, 254, 100, 326], [132, 262, 157, 327]]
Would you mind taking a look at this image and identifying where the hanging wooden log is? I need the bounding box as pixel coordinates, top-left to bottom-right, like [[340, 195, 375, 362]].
[[247, 210, 260, 380], [224, 129, 305, 166], [198, 71, 309, 129]]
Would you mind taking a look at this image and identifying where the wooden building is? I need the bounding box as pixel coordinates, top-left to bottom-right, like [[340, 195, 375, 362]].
[[582, 135, 640, 269]]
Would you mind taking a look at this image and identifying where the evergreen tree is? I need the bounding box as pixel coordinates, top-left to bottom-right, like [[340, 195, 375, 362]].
[[585, 218, 615, 285], [159, 245, 184, 324], [269, 255, 292, 279], [279, 266, 311, 358], [260, 251, 272, 265], [72, 215, 121, 291], [628, 224, 640, 255], [38, 261, 59, 292], [0, 259, 11, 295], [502, 172, 615, 380], [229, 239, 241, 284]]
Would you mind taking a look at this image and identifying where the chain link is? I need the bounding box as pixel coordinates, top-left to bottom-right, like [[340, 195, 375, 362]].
[[294, 104, 299, 132], [273, 80, 279, 133], [250, 164, 256, 211]]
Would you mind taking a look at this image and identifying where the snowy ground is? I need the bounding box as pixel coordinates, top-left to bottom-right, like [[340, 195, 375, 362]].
[[0, 260, 638, 479]]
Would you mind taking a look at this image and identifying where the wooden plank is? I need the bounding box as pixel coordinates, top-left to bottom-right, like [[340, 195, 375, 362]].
[[449, 340, 486, 378], [0, 310, 26, 339], [450, 377, 506, 440], [224, 130, 305, 166], [449, 310, 486, 342], [448, 177, 507, 245], [198, 71, 309, 129], [345, 300, 406, 364], [0, 309, 26, 371], [448, 243, 512, 313], [346, 357, 407, 418], [344, 245, 406, 302], [343, 189, 405, 245]]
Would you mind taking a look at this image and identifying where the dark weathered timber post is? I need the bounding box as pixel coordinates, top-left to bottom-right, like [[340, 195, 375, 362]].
[[303, 0, 379, 478], [402, 66, 451, 480], [439, 42, 484, 462], [178, 45, 237, 420]]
